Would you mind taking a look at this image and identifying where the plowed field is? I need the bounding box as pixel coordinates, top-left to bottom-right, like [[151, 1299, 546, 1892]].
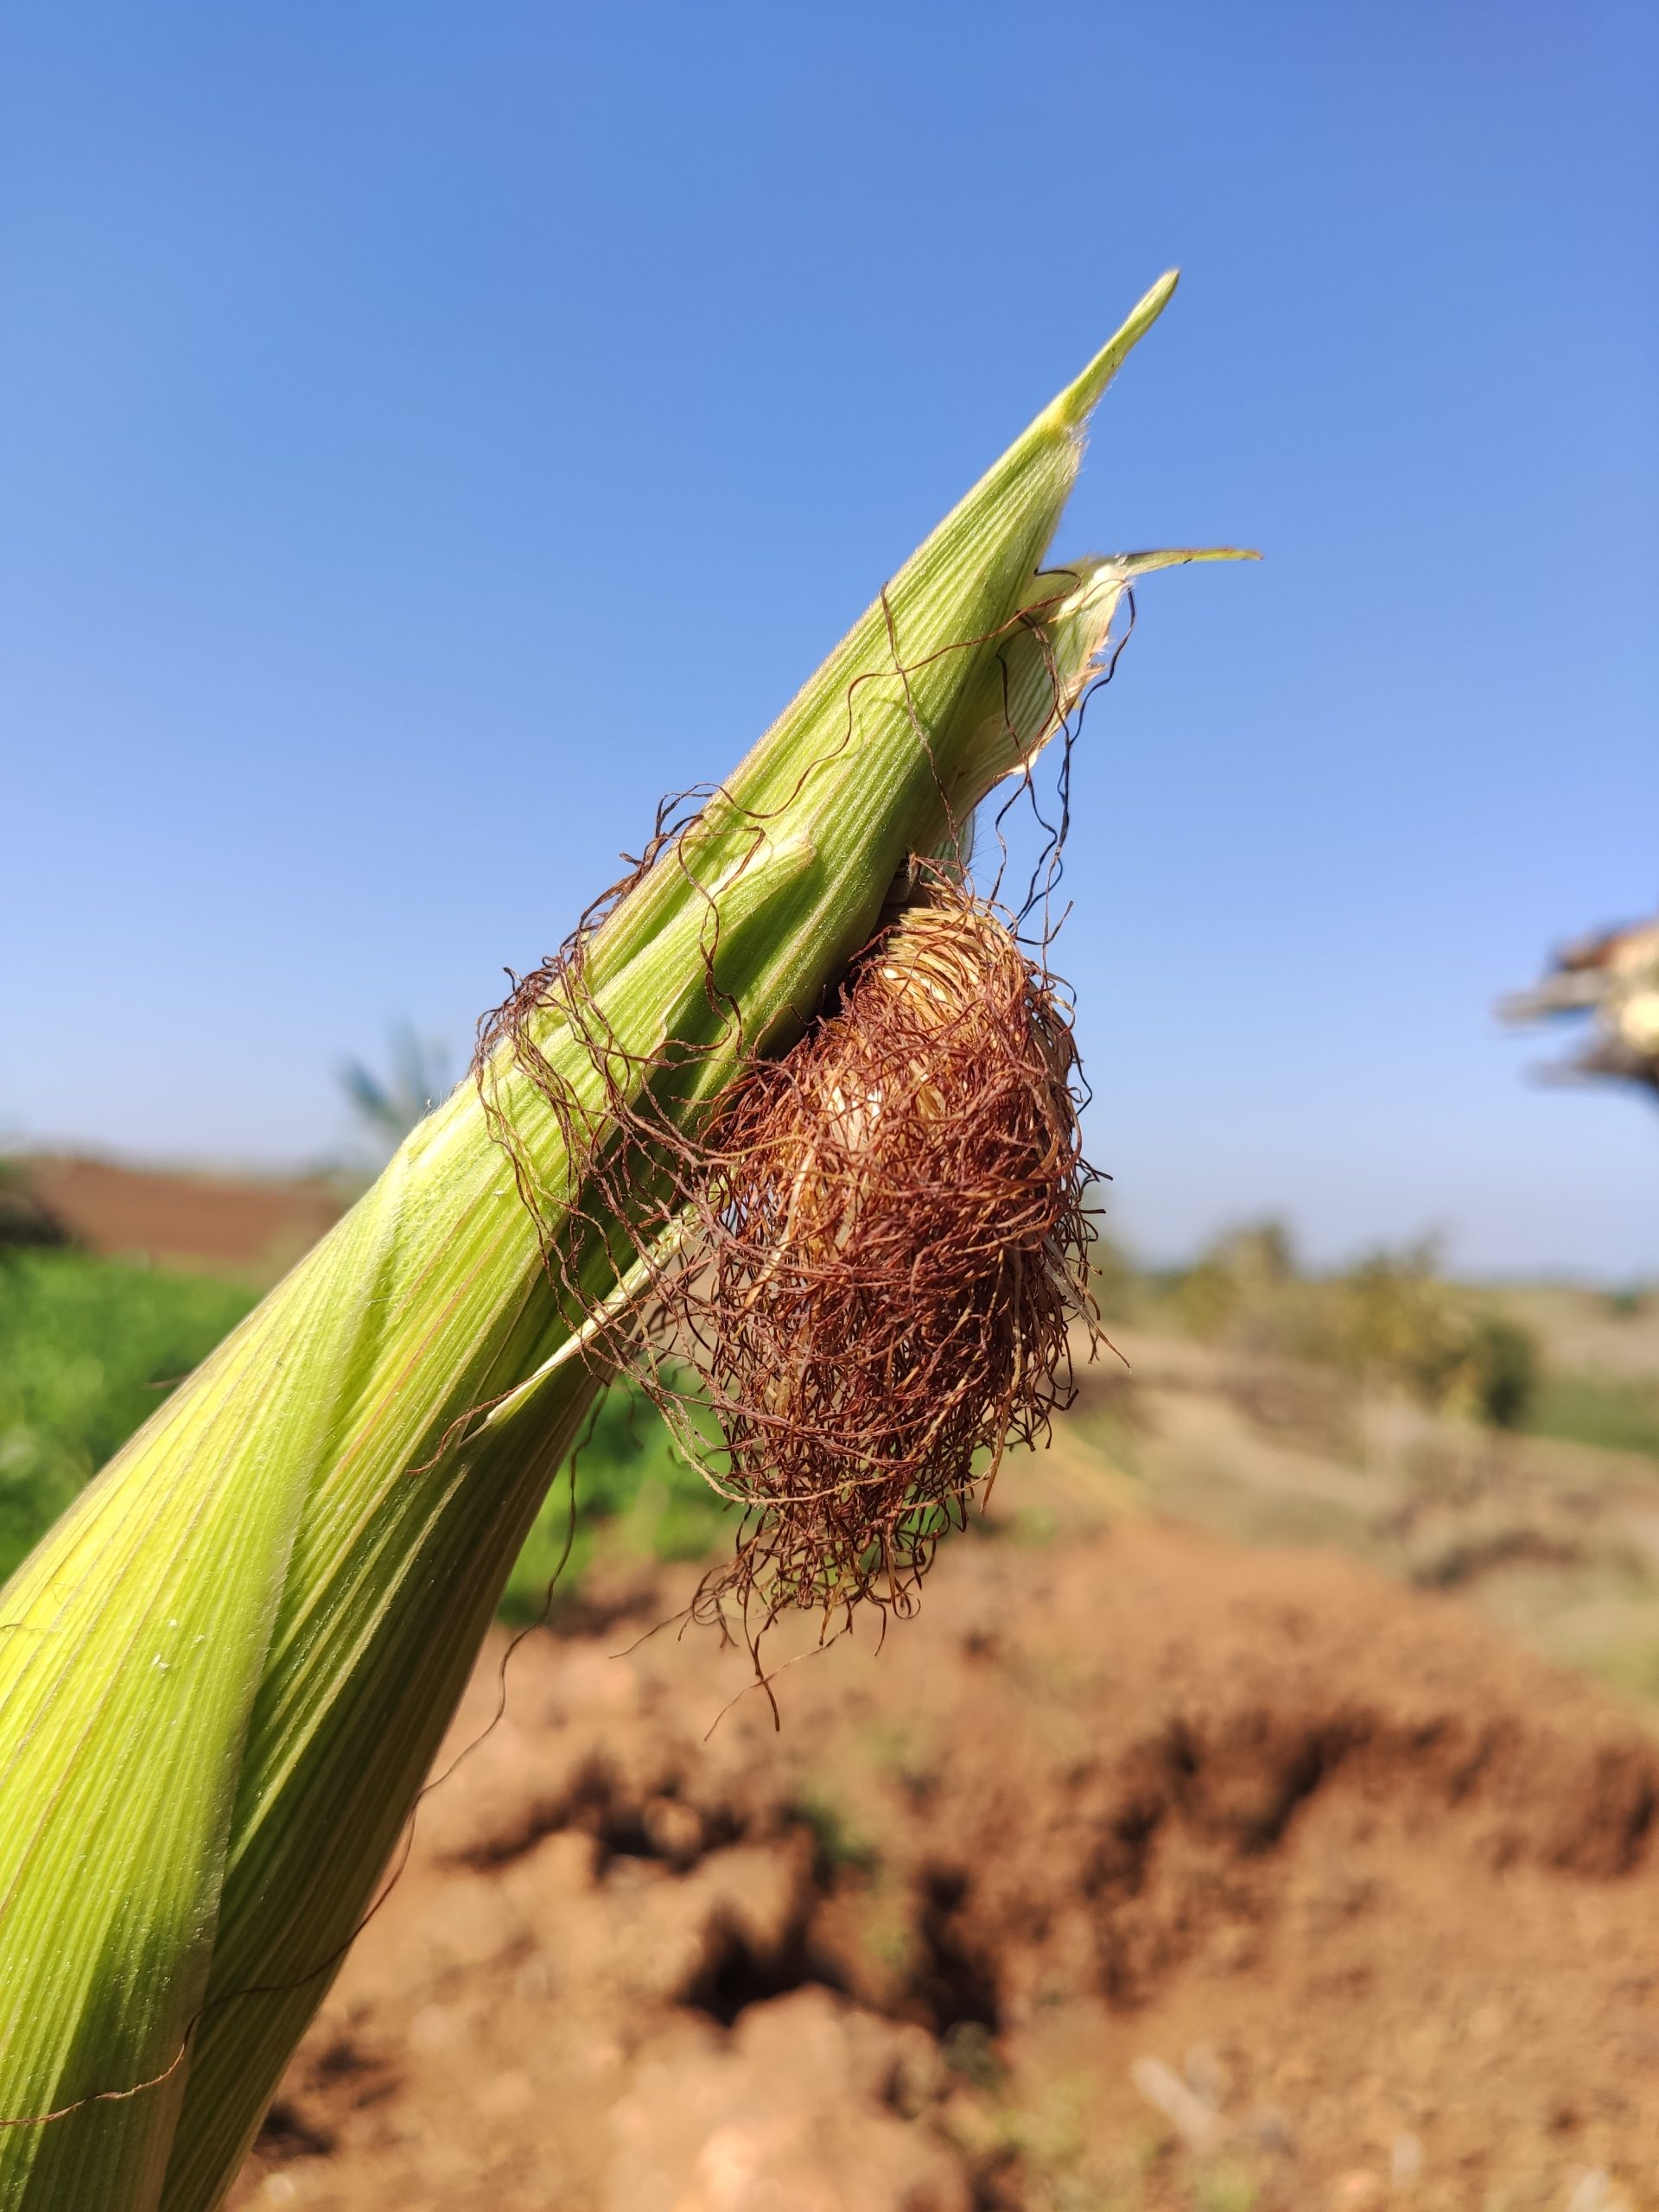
[[229, 1512, 1659, 2211]]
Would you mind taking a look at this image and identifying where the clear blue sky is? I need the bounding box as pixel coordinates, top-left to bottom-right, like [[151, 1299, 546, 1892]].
[[2, 2, 1654, 1276]]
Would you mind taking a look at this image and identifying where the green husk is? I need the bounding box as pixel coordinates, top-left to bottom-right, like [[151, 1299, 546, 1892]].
[[0, 270, 1251, 2211]]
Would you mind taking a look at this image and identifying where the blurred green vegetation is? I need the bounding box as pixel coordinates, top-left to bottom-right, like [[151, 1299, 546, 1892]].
[[0, 1243, 726, 1610], [0, 1248, 259, 1587], [499, 1383, 728, 1625], [1097, 1218, 1659, 1462], [1107, 1220, 1542, 1432], [1524, 1374, 1659, 1459]]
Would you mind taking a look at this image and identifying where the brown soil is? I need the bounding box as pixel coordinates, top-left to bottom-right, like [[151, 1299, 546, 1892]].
[[17, 1155, 346, 1279], [1082, 1327, 1659, 1711], [228, 1514, 1659, 2212]]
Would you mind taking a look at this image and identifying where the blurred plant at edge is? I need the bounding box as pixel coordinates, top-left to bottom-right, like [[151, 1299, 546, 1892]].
[[1095, 1217, 1540, 1431]]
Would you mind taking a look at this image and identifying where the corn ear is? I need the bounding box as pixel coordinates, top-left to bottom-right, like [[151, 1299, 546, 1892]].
[[0, 270, 1250, 2211]]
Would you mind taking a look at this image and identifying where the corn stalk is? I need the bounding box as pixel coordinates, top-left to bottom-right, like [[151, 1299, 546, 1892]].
[[0, 271, 1248, 2211]]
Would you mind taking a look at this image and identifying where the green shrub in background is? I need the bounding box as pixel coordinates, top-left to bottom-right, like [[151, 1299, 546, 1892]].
[[1329, 1243, 1537, 1426], [1449, 1312, 1538, 1431], [1135, 1224, 1541, 1431]]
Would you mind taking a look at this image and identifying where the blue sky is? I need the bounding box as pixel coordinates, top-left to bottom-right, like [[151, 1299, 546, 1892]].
[[2, 2, 1654, 1276]]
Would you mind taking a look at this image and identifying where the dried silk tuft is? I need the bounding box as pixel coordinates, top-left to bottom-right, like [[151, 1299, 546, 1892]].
[[480, 856, 1103, 1642]]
